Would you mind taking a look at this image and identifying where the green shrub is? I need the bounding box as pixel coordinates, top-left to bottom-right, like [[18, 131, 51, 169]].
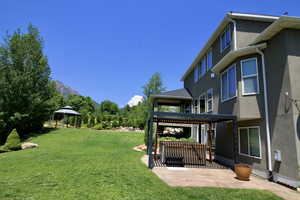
[[93, 123, 103, 130], [1, 129, 21, 151]]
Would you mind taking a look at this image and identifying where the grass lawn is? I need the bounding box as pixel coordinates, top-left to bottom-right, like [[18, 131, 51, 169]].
[[0, 128, 281, 200]]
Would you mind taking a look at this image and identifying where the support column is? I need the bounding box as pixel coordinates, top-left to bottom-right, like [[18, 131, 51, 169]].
[[232, 119, 238, 164], [208, 122, 213, 163], [148, 118, 154, 169], [154, 121, 159, 160]]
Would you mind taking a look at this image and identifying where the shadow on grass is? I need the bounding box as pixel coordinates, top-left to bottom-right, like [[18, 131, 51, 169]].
[[26, 127, 59, 139]]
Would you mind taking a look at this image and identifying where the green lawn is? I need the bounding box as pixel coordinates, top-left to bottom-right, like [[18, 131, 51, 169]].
[[0, 128, 281, 200]]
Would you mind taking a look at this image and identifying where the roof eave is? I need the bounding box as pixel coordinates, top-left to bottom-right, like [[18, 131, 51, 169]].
[[180, 15, 231, 82], [228, 12, 279, 22], [251, 16, 300, 45], [211, 43, 267, 74]]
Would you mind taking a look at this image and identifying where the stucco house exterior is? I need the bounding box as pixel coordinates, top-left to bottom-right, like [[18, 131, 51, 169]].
[[150, 12, 300, 188]]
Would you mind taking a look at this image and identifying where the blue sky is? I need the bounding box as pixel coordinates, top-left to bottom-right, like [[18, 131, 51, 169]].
[[1, 0, 299, 107]]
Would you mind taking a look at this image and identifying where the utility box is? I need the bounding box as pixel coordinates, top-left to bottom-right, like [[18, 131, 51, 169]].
[[274, 150, 282, 162]]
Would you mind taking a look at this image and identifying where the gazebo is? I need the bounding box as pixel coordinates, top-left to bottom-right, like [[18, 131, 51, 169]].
[[53, 106, 81, 128]]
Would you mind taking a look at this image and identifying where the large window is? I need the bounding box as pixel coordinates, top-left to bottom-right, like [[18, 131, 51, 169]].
[[239, 127, 261, 158], [221, 64, 236, 102], [241, 58, 259, 95], [220, 25, 231, 52], [206, 50, 213, 70], [199, 93, 206, 113], [194, 66, 199, 83], [200, 57, 206, 77], [207, 89, 213, 112]]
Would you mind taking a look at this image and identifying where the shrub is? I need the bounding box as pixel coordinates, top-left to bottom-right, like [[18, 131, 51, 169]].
[[1, 129, 21, 151]]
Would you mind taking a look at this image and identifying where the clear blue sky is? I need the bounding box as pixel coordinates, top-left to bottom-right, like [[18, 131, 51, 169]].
[[1, 0, 299, 107]]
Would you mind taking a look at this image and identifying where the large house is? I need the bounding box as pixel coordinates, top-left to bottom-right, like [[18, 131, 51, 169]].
[[149, 12, 300, 188]]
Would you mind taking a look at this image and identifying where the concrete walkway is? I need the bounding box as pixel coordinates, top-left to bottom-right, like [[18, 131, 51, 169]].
[[142, 155, 299, 200]]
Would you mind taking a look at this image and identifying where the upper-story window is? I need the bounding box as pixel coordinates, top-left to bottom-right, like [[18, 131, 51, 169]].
[[200, 57, 206, 77], [206, 50, 213, 70], [207, 89, 213, 112], [241, 58, 259, 95], [193, 49, 214, 82], [220, 25, 231, 52], [221, 64, 236, 102], [194, 66, 199, 83]]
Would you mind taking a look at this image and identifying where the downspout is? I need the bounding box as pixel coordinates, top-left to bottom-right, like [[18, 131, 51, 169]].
[[228, 17, 237, 50], [256, 48, 273, 179]]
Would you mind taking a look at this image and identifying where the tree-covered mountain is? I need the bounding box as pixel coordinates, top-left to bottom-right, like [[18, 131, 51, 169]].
[[54, 80, 80, 98]]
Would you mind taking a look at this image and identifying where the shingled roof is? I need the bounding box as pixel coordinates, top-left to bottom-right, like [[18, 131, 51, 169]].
[[151, 88, 192, 100]]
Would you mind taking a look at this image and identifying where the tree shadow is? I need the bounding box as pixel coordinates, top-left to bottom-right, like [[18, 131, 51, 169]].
[[24, 127, 59, 140]]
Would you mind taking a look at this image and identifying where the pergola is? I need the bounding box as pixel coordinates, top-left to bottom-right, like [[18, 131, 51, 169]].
[[147, 111, 238, 168], [53, 106, 81, 128]]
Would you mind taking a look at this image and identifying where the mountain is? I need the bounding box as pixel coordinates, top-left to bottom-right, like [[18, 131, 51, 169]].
[[54, 80, 80, 98]]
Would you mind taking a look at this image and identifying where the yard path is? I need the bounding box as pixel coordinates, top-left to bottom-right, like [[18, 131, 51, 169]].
[[142, 155, 299, 200]]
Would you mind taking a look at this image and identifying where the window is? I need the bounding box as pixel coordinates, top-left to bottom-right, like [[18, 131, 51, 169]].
[[200, 57, 206, 77], [193, 99, 198, 114], [184, 103, 191, 113], [241, 58, 259, 95], [207, 89, 213, 112], [220, 25, 231, 52], [194, 67, 199, 83], [221, 64, 236, 102], [239, 127, 261, 158], [207, 50, 213, 70], [199, 93, 206, 113]]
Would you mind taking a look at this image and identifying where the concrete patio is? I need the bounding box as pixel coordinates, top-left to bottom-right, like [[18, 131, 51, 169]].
[[142, 155, 299, 200]]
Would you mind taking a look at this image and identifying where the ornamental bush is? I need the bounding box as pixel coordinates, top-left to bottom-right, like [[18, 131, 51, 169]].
[[1, 129, 21, 151]]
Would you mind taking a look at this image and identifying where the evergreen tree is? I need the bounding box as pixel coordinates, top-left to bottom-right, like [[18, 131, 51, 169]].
[[0, 24, 55, 142]]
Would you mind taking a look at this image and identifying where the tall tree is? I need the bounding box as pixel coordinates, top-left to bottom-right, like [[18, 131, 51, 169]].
[[142, 72, 166, 144], [0, 25, 55, 142], [142, 72, 166, 101], [99, 100, 119, 115]]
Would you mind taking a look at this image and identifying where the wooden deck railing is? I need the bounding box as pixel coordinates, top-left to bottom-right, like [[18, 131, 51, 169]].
[[159, 141, 206, 166]]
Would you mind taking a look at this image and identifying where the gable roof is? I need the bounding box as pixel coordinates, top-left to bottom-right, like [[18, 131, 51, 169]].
[[180, 12, 278, 82]]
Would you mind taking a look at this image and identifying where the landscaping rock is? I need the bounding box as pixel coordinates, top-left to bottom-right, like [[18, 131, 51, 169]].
[[21, 142, 39, 150], [133, 144, 147, 152]]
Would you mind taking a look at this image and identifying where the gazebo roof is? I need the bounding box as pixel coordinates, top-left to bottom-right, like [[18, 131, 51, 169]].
[[54, 106, 81, 116]]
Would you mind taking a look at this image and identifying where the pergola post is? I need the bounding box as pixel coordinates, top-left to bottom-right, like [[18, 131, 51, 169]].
[[232, 119, 238, 164], [154, 120, 159, 160], [147, 117, 154, 169], [208, 122, 213, 163]]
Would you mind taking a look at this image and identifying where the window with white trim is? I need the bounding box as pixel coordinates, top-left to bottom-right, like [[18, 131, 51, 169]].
[[194, 67, 199, 83], [239, 127, 261, 158], [241, 58, 259, 95], [221, 64, 236, 101], [207, 89, 213, 112], [220, 25, 231, 52], [199, 93, 206, 113], [206, 50, 213, 70]]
